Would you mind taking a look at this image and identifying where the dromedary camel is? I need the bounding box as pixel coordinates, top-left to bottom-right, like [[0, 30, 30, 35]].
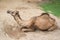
[[7, 10, 57, 32]]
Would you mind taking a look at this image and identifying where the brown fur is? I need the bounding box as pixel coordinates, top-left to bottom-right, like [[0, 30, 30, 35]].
[[34, 13, 57, 31], [7, 10, 57, 32]]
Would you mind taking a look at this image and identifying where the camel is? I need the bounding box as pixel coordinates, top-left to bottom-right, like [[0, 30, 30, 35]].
[[7, 10, 57, 32]]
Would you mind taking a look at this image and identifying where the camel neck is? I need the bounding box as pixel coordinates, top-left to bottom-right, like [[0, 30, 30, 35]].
[[13, 15, 23, 26]]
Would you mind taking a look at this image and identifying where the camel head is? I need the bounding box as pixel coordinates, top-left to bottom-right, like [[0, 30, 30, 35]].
[[7, 10, 22, 20], [7, 10, 19, 17]]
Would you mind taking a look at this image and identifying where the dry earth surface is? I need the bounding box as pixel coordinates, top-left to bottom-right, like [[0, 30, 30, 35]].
[[0, 0, 60, 40]]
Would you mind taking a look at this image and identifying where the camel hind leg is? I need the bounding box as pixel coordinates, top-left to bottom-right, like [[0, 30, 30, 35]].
[[48, 24, 57, 31]]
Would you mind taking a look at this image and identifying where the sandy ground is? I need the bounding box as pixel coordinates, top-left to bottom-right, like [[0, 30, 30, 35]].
[[0, 0, 60, 40]]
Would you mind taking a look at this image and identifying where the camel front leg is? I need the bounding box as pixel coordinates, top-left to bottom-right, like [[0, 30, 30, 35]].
[[21, 28, 35, 32], [21, 17, 36, 32]]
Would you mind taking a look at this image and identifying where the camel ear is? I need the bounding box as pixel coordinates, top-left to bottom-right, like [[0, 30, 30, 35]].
[[15, 11, 19, 15]]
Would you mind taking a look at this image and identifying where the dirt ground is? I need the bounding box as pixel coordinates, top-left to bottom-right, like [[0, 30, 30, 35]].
[[0, 0, 60, 40]]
